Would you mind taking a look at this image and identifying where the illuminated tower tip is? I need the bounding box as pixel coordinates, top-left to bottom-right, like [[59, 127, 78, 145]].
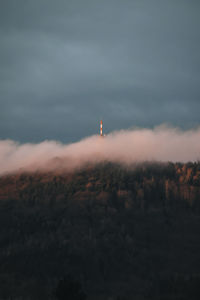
[[100, 120, 103, 136]]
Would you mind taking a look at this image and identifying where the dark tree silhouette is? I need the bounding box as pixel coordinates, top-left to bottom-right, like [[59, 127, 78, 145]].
[[54, 275, 86, 300]]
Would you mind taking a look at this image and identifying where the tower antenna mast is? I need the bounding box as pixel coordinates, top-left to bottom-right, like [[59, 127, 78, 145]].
[[100, 120, 103, 136]]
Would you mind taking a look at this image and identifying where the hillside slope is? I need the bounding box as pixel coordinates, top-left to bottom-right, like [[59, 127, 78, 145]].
[[0, 162, 200, 299]]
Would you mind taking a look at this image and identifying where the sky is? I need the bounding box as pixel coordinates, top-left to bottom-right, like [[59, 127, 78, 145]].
[[0, 0, 200, 143]]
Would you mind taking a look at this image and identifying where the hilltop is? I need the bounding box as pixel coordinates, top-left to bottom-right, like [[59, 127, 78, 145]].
[[0, 162, 200, 299]]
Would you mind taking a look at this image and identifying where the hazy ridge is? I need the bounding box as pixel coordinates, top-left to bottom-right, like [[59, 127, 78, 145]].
[[1, 125, 200, 175]]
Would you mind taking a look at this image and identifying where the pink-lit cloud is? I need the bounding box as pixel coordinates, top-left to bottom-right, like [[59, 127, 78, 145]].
[[0, 125, 200, 175]]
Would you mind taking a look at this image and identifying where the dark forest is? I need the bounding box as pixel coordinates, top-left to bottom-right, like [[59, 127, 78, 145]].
[[0, 162, 200, 299]]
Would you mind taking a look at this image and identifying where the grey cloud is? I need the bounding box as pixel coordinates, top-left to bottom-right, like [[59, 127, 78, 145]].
[[0, 0, 200, 142]]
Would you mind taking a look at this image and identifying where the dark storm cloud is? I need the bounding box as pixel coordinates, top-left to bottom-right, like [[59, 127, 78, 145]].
[[0, 0, 200, 142]]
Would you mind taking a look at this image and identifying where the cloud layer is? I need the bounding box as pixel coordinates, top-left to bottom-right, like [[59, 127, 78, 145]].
[[0, 125, 200, 175], [1, 0, 200, 142]]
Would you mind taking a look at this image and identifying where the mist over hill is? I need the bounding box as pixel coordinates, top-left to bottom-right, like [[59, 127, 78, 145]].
[[1, 125, 200, 175], [0, 161, 200, 299]]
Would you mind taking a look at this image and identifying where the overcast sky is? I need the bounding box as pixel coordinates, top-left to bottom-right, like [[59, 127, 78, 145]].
[[0, 0, 200, 143]]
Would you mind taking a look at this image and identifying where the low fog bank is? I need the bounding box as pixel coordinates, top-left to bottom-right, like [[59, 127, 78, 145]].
[[1, 125, 200, 175]]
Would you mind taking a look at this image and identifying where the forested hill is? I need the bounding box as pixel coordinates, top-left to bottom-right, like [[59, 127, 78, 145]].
[[1, 161, 200, 212], [0, 162, 200, 299]]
